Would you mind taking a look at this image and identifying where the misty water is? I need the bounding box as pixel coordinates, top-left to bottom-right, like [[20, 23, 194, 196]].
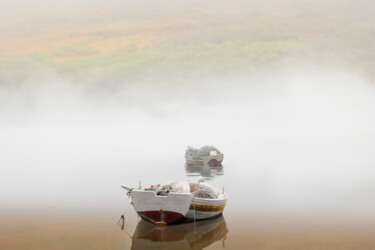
[[1, 66, 375, 249]]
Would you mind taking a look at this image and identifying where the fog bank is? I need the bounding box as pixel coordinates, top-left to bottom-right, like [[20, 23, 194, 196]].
[[1, 65, 375, 219]]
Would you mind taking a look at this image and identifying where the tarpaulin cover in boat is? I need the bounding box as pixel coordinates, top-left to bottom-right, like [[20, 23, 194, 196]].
[[168, 181, 190, 193], [189, 182, 220, 199]]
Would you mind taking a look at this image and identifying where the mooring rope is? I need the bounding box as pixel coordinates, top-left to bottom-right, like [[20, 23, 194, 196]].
[[117, 201, 132, 225], [117, 201, 133, 239]]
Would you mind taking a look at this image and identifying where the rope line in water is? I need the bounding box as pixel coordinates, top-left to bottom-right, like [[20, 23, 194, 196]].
[[117, 201, 132, 235]]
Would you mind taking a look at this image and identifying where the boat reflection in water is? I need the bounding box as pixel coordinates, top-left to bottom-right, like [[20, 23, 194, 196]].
[[185, 163, 224, 180], [131, 216, 228, 249]]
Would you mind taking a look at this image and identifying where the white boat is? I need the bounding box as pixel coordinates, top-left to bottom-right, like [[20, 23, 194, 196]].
[[185, 145, 224, 166], [131, 215, 228, 249], [121, 181, 227, 225]]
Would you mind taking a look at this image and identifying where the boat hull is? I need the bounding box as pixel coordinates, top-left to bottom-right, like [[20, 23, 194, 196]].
[[131, 191, 193, 225], [127, 182, 227, 225], [138, 211, 186, 225], [185, 196, 227, 220]]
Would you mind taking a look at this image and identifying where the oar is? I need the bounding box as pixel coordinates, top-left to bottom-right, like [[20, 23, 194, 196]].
[[121, 185, 131, 191]]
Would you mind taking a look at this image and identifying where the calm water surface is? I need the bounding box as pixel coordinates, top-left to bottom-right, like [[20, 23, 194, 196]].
[[1, 153, 375, 249]]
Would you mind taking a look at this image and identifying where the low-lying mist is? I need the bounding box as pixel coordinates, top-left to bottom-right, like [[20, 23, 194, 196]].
[[1, 64, 375, 220]]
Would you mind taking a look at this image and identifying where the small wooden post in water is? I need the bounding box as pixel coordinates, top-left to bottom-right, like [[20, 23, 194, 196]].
[[156, 207, 166, 226]]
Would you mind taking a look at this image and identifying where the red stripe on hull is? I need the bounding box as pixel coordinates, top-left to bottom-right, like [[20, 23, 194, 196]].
[[138, 211, 185, 225]]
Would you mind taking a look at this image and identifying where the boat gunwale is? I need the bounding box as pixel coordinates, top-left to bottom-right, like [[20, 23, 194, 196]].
[[131, 189, 194, 198]]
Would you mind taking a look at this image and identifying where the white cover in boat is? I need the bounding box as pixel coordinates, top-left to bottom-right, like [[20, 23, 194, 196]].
[[168, 181, 190, 193]]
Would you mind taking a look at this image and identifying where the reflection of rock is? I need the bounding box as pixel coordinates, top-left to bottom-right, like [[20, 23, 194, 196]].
[[185, 163, 224, 180], [131, 216, 228, 250]]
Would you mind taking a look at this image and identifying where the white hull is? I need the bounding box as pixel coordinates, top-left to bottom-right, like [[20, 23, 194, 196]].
[[131, 190, 193, 225], [123, 182, 227, 225], [185, 194, 227, 220]]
